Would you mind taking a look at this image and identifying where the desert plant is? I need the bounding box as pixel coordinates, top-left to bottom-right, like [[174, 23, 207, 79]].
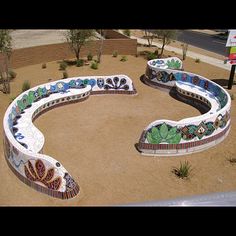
[[147, 52, 158, 60], [172, 161, 192, 179], [227, 157, 236, 164], [59, 61, 68, 70], [8, 70, 17, 80], [91, 61, 98, 69], [146, 123, 182, 144], [112, 50, 118, 57], [182, 43, 188, 60], [120, 56, 127, 62], [42, 63, 47, 69], [195, 58, 200, 63], [123, 29, 131, 37], [63, 71, 68, 79], [76, 59, 84, 67], [22, 80, 30, 92], [87, 52, 93, 61]]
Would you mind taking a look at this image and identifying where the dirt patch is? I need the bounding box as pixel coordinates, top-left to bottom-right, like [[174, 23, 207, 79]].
[[0, 53, 236, 206]]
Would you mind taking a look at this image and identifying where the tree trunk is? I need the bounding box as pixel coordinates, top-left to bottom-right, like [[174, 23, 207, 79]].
[[75, 50, 80, 60], [0, 53, 10, 94], [97, 29, 105, 63], [160, 37, 166, 57]]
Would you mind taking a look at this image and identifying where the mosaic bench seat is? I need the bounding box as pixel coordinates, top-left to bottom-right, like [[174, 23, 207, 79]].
[[3, 75, 137, 199], [137, 57, 231, 156]]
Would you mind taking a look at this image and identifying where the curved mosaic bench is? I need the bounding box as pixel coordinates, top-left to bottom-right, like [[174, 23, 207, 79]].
[[3, 75, 137, 199], [137, 57, 231, 156]]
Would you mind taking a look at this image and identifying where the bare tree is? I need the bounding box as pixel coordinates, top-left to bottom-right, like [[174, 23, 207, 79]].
[[97, 29, 106, 63], [154, 30, 178, 57], [144, 30, 155, 47], [182, 43, 188, 60], [0, 29, 12, 94], [65, 29, 95, 61]]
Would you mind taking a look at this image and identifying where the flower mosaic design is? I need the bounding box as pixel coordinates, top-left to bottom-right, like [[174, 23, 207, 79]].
[[104, 77, 129, 90], [97, 78, 104, 88], [24, 159, 62, 190]]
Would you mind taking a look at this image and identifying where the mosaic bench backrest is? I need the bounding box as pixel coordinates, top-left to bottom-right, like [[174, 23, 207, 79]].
[[138, 58, 231, 156], [3, 75, 137, 199]]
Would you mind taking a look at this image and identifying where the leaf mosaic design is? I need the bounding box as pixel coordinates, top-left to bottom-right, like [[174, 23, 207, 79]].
[[166, 59, 181, 69], [146, 123, 181, 144]]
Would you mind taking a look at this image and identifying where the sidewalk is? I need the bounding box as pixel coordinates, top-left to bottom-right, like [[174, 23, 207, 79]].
[[131, 35, 232, 71]]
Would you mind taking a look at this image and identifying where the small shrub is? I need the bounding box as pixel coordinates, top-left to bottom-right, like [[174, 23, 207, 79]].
[[120, 56, 127, 62], [227, 157, 236, 164], [123, 29, 131, 37], [63, 71, 68, 79], [112, 51, 118, 57], [76, 59, 84, 67], [87, 52, 93, 61], [230, 93, 234, 100], [147, 52, 157, 60], [154, 49, 159, 55], [8, 70, 17, 80], [22, 80, 31, 92], [63, 59, 77, 66], [172, 161, 192, 179], [91, 61, 98, 70], [59, 61, 67, 70], [195, 58, 200, 63], [42, 63, 47, 69]]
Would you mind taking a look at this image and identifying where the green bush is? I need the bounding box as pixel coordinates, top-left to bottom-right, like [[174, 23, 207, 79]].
[[63, 71, 68, 79], [87, 52, 93, 61], [120, 56, 127, 62], [42, 63, 47, 69], [112, 51, 118, 57], [76, 59, 84, 67], [195, 58, 200, 63], [147, 52, 158, 60], [172, 161, 192, 179], [91, 61, 98, 70], [8, 70, 17, 80], [123, 29, 131, 37], [59, 61, 68, 70], [22, 80, 31, 92]]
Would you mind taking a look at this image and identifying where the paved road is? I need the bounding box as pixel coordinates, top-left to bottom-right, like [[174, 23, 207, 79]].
[[177, 30, 228, 56], [131, 35, 231, 71]]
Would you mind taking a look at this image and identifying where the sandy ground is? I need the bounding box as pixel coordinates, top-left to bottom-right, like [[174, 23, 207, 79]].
[[0, 51, 236, 206]]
